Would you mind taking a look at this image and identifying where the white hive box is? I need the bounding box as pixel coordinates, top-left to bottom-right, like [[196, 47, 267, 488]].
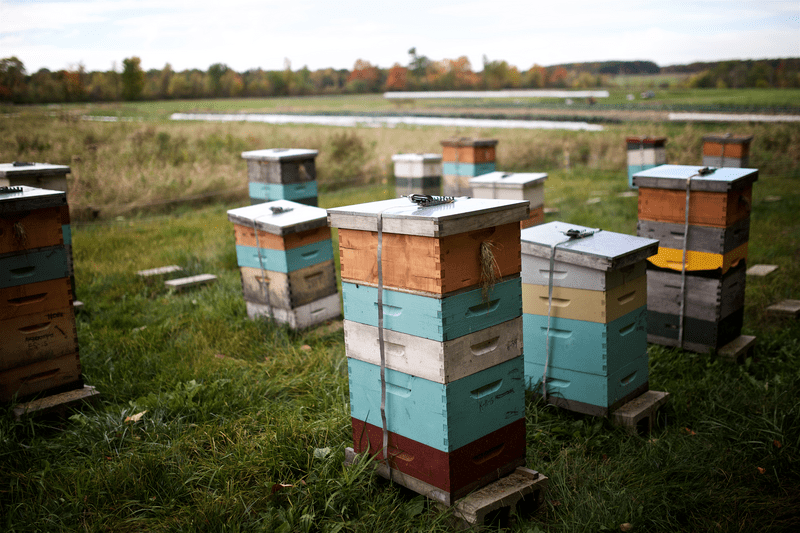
[[470, 172, 547, 207], [392, 153, 442, 179]]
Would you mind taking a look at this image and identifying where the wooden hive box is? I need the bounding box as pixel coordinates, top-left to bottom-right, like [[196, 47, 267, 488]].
[[392, 153, 442, 178], [645, 242, 747, 273], [0, 163, 70, 192], [347, 356, 525, 453], [441, 138, 498, 164], [351, 417, 526, 503], [241, 148, 318, 184], [647, 307, 744, 353], [470, 171, 547, 228], [626, 136, 667, 188], [329, 197, 528, 296], [248, 181, 318, 206], [227, 200, 338, 321], [637, 217, 749, 256], [702, 134, 752, 167]]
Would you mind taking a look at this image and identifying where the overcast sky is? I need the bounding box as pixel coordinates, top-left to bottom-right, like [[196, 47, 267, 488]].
[[2, 0, 798, 74]]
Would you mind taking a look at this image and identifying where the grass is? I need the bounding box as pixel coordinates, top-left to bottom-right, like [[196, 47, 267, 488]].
[[1, 100, 800, 531]]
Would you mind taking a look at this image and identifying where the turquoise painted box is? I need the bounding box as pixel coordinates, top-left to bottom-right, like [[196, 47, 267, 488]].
[[341, 277, 522, 342], [61, 224, 71, 246], [522, 306, 647, 377], [525, 352, 649, 415], [235, 239, 333, 273], [442, 162, 496, 177], [348, 356, 525, 452], [249, 181, 318, 202], [0, 247, 69, 289]]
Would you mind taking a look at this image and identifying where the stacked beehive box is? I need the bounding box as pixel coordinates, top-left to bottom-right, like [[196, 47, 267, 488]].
[[227, 200, 339, 329], [328, 196, 530, 505], [0, 163, 75, 296], [470, 171, 547, 229], [241, 149, 319, 207], [1, 186, 83, 402], [520, 221, 659, 415], [440, 138, 497, 196], [633, 165, 758, 352], [391, 153, 442, 197], [702, 134, 753, 168], [626, 136, 667, 188]]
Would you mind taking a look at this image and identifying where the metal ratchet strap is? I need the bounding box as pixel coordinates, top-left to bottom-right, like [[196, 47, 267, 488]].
[[542, 228, 600, 401], [376, 210, 389, 478], [678, 174, 694, 348]]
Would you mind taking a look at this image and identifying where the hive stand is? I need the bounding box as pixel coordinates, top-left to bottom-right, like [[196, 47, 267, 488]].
[[717, 335, 757, 364], [766, 300, 800, 319], [611, 390, 671, 435]]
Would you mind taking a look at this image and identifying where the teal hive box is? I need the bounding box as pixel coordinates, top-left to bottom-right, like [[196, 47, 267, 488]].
[[348, 356, 525, 452], [341, 277, 521, 342], [235, 240, 332, 273]]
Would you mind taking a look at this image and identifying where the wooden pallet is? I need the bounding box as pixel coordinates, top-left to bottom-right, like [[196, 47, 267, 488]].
[[12, 385, 100, 419], [718, 335, 757, 364], [611, 390, 670, 435], [344, 447, 547, 527], [165, 274, 217, 291], [766, 299, 800, 319]]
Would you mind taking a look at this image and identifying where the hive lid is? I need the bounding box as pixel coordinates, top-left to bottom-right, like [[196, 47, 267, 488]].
[[327, 196, 528, 237], [241, 148, 318, 162], [470, 171, 548, 188], [227, 200, 328, 235], [702, 134, 753, 144], [0, 162, 71, 178], [440, 138, 498, 148], [0, 185, 67, 215], [391, 153, 442, 163], [521, 221, 659, 271], [631, 164, 758, 192]]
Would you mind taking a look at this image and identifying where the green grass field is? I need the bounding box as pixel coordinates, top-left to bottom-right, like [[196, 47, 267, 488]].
[[1, 97, 799, 531]]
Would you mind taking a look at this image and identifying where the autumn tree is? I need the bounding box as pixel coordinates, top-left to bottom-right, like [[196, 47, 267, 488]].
[[121, 56, 145, 100], [0, 56, 26, 102], [347, 59, 381, 93], [385, 63, 407, 91]]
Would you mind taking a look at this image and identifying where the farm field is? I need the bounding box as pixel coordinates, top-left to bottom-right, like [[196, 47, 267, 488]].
[[1, 97, 799, 532]]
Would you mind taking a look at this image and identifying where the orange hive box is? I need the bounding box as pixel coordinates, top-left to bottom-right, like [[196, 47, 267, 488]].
[[441, 138, 497, 164], [638, 186, 751, 228], [702, 134, 753, 159], [232, 224, 329, 250]]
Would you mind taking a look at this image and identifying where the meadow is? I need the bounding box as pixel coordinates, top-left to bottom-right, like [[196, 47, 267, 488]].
[[0, 95, 799, 532]]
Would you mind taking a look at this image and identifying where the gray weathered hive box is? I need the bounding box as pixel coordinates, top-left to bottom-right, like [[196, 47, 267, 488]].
[[241, 148, 318, 184]]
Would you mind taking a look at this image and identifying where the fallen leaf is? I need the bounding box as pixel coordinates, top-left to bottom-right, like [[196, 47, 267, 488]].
[[774, 440, 782, 448], [301, 345, 312, 351], [682, 427, 696, 436], [214, 353, 228, 359], [124, 411, 147, 423], [757, 467, 766, 474], [620, 523, 633, 532], [314, 447, 331, 459], [271, 483, 293, 494]]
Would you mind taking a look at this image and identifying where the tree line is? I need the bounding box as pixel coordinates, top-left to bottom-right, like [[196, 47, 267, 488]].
[[1, 51, 798, 104]]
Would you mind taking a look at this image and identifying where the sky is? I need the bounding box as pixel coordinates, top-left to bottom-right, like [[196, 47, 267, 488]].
[[1, 0, 799, 74]]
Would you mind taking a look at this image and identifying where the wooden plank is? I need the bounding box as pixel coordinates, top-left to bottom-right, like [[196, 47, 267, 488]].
[[164, 274, 217, 291], [0, 206, 63, 254], [344, 317, 522, 384], [0, 352, 82, 403], [522, 306, 648, 377], [646, 261, 746, 321], [13, 385, 99, 420], [520, 221, 659, 272], [638, 185, 753, 227], [631, 165, 758, 192], [765, 299, 800, 318], [452, 466, 548, 527], [526, 353, 650, 415], [647, 307, 744, 351], [522, 253, 646, 292], [227, 200, 329, 236], [233, 223, 330, 250], [239, 261, 337, 309], [327, 197, 528, 239], [136, 265, 183, 277], [647, 242, 747, 273], [746, 264, 778, 277], [522, 275, 646, 324], [717, 335, 757, 364], [348, 356, 525, 452], [338, 222, 521, 295], [611, 390, 670, 435], [0, 277, 73, 321], [0, 306, 78, 370], [341, 278, 521, 342], [351, 418, 526, 501], [637, 217, 749, 255], [245, 292, 341, 329]]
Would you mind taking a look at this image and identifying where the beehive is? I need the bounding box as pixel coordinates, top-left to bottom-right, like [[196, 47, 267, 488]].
[[632, 165, 758, 351], [470, 172, 547, 229], [625, 137, 666, 188], [520, 221, 658, 415], [702, 134, 753, 168], [440, 138, 498, 196], [227, 200, 339, 328], [0, 163, 75, 296], [241, 149, 319, 206], [0, 186, 82, 402], [329, 196, 531, 502], [392, 153, 442, 196]]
